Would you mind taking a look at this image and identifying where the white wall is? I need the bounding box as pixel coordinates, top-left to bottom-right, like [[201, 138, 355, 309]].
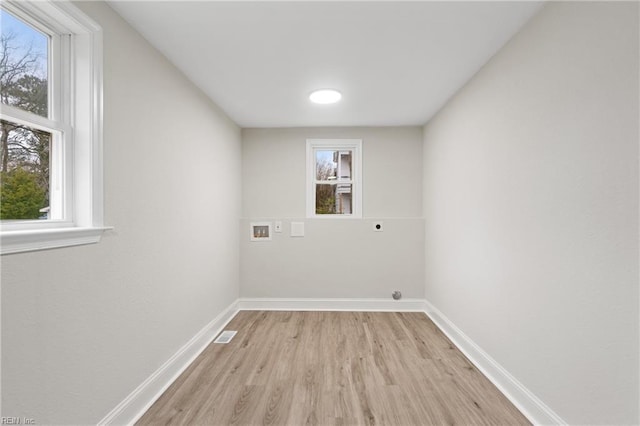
[[0, 2, 241, 423], [241, 127, 424, 299], [423, 2, 639, 424]]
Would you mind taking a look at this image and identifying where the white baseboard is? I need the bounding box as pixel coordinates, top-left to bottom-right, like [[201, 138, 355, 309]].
[[98, 300, 239, 426], [99, 297, 564, 426], [424, 300, 566, 425], [236, 297, 426, 312]]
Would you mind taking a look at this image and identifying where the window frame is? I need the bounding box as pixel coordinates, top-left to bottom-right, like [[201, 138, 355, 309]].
[[0, 0, 107, 255], [306, 139, 363, 219]]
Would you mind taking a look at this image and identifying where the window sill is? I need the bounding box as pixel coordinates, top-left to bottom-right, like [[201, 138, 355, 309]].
[[1, 226, 113, 255], [308, 215, 362, 219]]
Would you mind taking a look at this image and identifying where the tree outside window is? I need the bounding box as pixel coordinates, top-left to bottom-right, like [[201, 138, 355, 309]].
[[0, 10, 50, 220]]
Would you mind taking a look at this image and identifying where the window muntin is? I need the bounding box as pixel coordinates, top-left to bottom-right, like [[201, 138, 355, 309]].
[[307, 139, 362, 218]]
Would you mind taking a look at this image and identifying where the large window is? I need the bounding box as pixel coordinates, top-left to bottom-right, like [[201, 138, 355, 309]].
[[307, 139, 362, 218], [1, 8, 57, 221], [0, 1, 105, 254]]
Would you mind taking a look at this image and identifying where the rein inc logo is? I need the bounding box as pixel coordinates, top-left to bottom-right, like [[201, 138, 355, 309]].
[[1, 418, 35, 425]]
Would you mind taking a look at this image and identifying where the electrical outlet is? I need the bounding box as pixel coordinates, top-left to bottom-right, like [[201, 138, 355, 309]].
[[373, 221, 384, 232]]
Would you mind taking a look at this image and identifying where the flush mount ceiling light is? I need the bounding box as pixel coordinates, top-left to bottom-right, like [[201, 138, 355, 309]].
[[309, 89, 342, 104]]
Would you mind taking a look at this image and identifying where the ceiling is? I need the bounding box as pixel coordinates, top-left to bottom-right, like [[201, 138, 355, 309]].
[[107, 1, 543, 128]]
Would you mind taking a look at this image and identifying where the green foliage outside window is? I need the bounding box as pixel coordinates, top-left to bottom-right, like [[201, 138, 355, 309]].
[[316, 185, 336, 215], [0, 169, 46, 219]]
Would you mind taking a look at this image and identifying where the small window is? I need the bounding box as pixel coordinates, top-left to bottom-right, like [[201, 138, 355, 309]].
[[0, 1, 105, 255], [307, 139, 362, 218]]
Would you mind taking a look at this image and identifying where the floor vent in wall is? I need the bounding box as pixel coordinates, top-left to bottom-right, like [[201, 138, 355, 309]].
[[214, 330, 237, 344]]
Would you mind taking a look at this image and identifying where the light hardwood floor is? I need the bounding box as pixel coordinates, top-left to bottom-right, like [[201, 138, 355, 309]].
[[137, 311, 530, 425]]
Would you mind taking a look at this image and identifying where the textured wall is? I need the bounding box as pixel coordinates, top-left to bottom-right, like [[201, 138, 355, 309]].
[[423, 2, 639, 423], [1, 2, 241, 423]]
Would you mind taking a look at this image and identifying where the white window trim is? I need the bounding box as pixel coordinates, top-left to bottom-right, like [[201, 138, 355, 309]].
[[0, 0, 110, 255], [306, 139, 363, 219]]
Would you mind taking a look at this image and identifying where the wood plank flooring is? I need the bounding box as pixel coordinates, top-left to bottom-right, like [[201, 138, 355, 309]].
[[137, 311, 529, 425]]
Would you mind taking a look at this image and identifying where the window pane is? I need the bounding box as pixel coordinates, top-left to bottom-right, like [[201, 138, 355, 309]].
[[315, 150, 353, 181], [0, 119, 51, 220], [315, 183, 352, 215], [0, 10, 49, 117]]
